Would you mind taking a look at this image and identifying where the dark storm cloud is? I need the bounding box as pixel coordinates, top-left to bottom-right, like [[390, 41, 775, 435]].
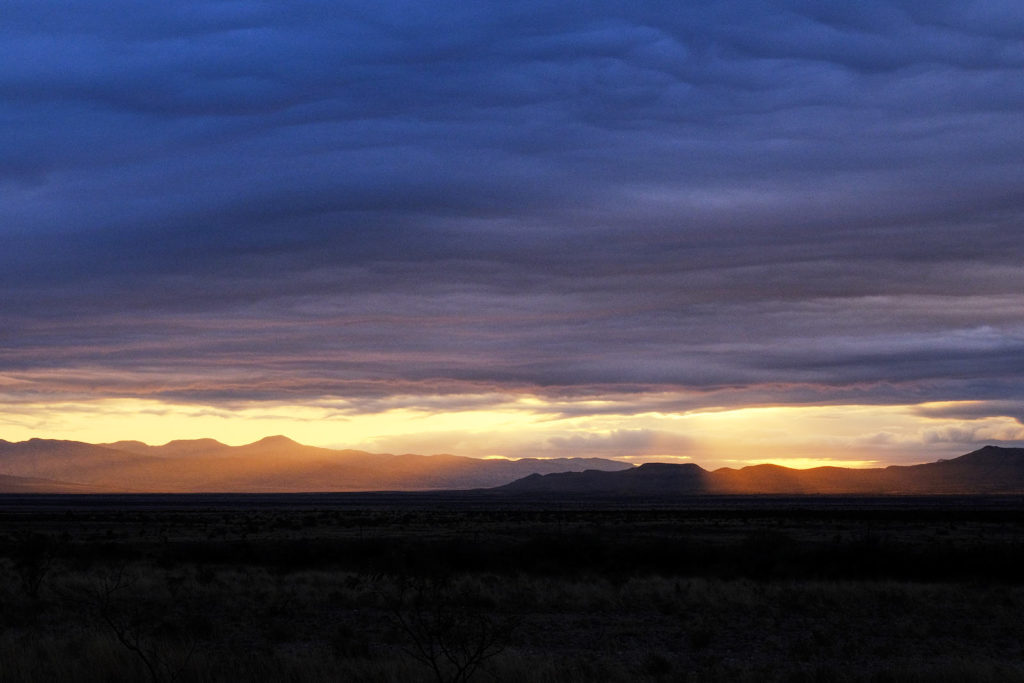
[[3, 1, 1024, 411]]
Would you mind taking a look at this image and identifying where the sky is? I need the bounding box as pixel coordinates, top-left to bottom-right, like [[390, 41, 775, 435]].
[[3, 1, 1024, 469]]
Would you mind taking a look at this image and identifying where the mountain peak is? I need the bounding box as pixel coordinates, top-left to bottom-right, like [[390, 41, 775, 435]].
[[950, 445, 1024, 465], [104, 440, 148, 449], [250, 435, 300, 447], [162, 438, 226, 448], [636, 462, 704, 472]]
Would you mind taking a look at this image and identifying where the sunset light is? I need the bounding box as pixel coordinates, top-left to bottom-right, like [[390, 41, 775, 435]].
[[3, 394, 1021, 471], [4, 4, 1024, 680], [2, 1, 1023, 482]]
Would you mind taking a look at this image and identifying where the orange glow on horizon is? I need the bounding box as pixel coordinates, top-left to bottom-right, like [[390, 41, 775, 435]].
[[0, 396, 1020, 469]]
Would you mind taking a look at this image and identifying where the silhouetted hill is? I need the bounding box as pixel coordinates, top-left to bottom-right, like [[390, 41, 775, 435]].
[[507, 463, 708, 494], [0, 437, 631, 492], [497, 446, 1024, 495], [881, 446, 1024, 493]]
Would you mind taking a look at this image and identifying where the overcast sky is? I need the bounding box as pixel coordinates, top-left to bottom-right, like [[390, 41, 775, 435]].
[[3, 1, 1023, 464]]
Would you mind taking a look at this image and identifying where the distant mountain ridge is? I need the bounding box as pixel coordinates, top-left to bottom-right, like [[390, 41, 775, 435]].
[[497, 446, 1024, 495], [4, 439, 1022, 495], [0, 436, 630, 493]]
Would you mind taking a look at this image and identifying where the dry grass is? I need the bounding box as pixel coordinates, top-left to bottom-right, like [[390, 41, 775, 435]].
[[2, 500, 1024, 681]]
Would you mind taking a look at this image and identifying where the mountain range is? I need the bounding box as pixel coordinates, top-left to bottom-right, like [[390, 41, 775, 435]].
[[1, 438, 1023, 495], [0, 436, 629, 493], [497, 446, 1024, 495]]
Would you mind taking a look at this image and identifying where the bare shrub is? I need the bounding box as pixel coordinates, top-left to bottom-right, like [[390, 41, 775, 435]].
[[82, 565, 201, 683], [386, 575, 517, 683]]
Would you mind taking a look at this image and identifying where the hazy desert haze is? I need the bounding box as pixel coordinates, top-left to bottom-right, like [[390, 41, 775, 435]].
[[2, 437, 1022, 495], [0, 436, 629, 493]]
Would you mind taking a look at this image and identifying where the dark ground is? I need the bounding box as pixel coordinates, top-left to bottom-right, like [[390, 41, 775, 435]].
[[2, 493, 1024, 681]]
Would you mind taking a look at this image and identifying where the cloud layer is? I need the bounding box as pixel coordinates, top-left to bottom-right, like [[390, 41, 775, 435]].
[[3, 1, 1024, 452]]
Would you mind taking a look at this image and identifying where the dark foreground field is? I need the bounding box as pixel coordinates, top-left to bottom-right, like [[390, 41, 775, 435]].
[[2, 494, 1024, 682]]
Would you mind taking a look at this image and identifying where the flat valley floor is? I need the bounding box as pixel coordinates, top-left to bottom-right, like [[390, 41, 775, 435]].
[[1, 493, 1024, 682]]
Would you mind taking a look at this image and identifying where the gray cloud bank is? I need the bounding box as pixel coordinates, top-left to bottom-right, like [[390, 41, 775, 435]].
[[2, 1, 1024, 421]]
